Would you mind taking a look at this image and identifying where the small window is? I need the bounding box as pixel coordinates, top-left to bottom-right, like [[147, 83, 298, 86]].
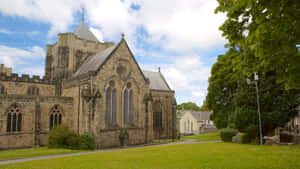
[[49, 105, 63, 130], [6, 105, 22, 133], [28, 86, 40, 96]]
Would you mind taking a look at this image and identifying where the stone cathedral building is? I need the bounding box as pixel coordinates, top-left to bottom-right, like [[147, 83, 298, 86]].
[[0, 20, 176, 149]]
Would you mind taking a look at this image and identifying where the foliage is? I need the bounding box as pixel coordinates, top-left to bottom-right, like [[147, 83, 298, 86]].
[[240, 133, 252, 144], [48, 125, 76, 148], [176, 102, 200, 111], [215, 0, 300, 89], [199, 100, 210, 111], [220, 128, 238, 142], [207, 0, 300, 138], [48, 126, 95, 150], [3, 143, 300, 169], [79, 133, 95, 150]]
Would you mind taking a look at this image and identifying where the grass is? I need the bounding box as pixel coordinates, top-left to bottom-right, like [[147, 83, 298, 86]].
[[2, 143, 300, 169], [0, 147, 85, 160], [183, 132, 221, 141], [152, 138, 184, 144]]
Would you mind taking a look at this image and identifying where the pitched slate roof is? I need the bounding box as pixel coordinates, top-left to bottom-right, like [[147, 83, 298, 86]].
[[73, 21, 99, 42], [73, 44, 118, 77], [190, 111, 212, 121], [142, 70, 171, 91]]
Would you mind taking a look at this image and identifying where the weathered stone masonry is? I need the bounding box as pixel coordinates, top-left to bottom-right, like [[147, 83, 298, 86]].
[[0, 20, 176, 149]]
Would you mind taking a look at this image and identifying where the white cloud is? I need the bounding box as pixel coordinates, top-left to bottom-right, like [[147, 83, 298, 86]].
[[0, 0, 80, 37], [0, 45, 45, 75], [89, 27, 104, 42], [0, 28, 13, 34], [141, 54, 210, 91], [0, 0, 226, 50]]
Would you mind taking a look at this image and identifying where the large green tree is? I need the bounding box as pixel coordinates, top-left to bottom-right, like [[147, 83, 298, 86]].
[[177, 102, 200, 111], [207, 0, 300, 137], [215, 0, 300, 89]]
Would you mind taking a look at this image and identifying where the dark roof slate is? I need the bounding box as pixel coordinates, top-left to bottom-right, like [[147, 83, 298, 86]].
[[143, 70, 171, 91], [74, 21, 99, 42]]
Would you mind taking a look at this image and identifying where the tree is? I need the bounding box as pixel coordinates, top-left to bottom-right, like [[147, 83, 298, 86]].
[[176, 102, 200, 111], [207, 0, 300, 137], [199, 100, 210, 111], [215, 0, 300, 89]]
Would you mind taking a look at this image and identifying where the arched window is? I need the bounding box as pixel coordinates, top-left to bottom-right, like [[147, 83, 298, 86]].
[[105, 81, 117, 126], [152, 102, 162, 130], [0, 84, 5, 94], [6, 104, 22, 132], [49, 105, 63, 130], [6, 113, 11, 132], [129, 90, 133, 124], [123, 83, 134, 125], [123, 89, 128, 124], [106, 87, 111, 125], [27, 86, 40, 96], [112, 88, 117, 124]]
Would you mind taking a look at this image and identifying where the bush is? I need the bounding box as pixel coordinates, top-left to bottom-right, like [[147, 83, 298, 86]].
[[79, 133, 95, 150], [48, 126, 95, 150], [48, 125, 76, 148], [66, 133, 81, 149], [240, 133, 252, 144], [220, 128, 238, 142]]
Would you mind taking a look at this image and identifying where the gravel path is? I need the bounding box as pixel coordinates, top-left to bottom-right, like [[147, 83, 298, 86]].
[[0, 140, 221, 165]]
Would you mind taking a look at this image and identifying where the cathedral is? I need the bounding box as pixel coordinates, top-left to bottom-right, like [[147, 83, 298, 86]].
[[0, 19, 176, 149]]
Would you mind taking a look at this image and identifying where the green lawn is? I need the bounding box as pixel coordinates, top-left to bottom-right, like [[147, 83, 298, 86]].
[[183, 132, 221, 141], [2, 143, 300, 169], [152, 138, 184, 144], [0, 147, 85, 160]]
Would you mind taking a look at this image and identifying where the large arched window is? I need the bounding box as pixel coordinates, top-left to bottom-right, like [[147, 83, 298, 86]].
[[123, 89, 128, 124], [152, 102, 162, 130], [0, 84, 5, 94], [105, 81, 117, 126], [123, 82, 134, 125], [49, 105, 63, 130], [27, 86, 39, 96], [6, 104, 22, 132]]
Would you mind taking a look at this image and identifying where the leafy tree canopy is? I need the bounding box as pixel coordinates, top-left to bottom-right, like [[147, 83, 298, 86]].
[[207, 0, 300, 137], [177, 102, 200, 111]]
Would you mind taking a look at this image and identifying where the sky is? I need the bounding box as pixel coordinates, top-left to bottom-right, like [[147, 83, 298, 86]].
[[0, 0, 228, 107]]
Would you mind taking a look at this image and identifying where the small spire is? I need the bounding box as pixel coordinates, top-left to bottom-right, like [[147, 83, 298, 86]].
[[81, 8, 85, 23], [121, 33, 125, 39], [158, 67, 160, 72]]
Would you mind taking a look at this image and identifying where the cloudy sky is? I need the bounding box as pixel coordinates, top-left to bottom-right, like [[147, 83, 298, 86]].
[[0, 0, 227, 106]]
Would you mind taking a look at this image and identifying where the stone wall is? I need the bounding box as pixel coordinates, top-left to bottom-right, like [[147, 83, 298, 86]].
[[151, 90, 176, 139], [0, 64, 12, 76], [0, 80, 55, 96], [0, 95, 73, 149], [45, 33, 114, 80]]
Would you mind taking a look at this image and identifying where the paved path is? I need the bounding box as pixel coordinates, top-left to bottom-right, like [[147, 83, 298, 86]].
[[0, 140, 221, 165]]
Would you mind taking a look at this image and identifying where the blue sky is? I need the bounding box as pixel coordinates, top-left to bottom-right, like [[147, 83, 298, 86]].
[[0, 0, 228, 107]]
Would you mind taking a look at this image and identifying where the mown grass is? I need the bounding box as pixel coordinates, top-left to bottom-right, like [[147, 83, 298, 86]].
[[152, 138, 184, 144], [0, 147, 85, 160], [2, 143, 300, 169], [183, 132, 221, 141]]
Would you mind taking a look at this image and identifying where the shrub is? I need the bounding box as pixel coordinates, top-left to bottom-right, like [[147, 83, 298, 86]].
[[48, 126, 95, 150], [240, 133, 252, 144], [48, 125, 75, 148], [220, 128, 238, 142], [66, 133, 81, 149], [79, 133, 95, 150]]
